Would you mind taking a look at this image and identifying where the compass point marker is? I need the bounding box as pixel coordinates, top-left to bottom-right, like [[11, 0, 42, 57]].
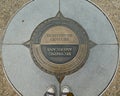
[[56, 11, 64, 18], [89, 40, 97, 49], [23, 40, 30, 48]]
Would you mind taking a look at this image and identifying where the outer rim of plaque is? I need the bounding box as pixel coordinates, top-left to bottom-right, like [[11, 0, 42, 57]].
[[30, 15, 90, 76]]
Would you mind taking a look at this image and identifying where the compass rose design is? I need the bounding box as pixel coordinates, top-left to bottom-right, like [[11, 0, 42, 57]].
[[2, 1, 118, 95], [23, 11, 96, 82]]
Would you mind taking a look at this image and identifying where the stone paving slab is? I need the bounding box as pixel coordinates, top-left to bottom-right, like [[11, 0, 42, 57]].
[[3, 0, 59, 44], [2, 45, 59, 96], [61, 0, 118, 45], [62, 45, 118, 96]]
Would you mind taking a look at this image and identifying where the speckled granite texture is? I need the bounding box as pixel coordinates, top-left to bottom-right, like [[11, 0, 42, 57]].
[[0, 0, 120, 96]]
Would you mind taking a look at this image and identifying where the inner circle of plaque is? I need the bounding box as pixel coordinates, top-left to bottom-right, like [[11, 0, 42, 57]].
[[30, 15, 90, 75], [40, 26, 79, 64]]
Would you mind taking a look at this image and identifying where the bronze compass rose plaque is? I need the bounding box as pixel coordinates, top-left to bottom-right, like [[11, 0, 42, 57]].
[[24, 12, 96, 76]]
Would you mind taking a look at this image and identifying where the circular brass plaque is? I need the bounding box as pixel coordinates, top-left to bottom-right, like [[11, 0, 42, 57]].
[[41, 26, 79, 64], [30, 12, 90, 75]]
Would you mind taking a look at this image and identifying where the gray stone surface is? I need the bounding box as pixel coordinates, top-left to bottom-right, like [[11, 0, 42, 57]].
[[61, 0, 117, 45], [62, 45, 118, 96], [3, 0, 59, 44], [1, 0, 119, 96], [2, 45, 59, 96]]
